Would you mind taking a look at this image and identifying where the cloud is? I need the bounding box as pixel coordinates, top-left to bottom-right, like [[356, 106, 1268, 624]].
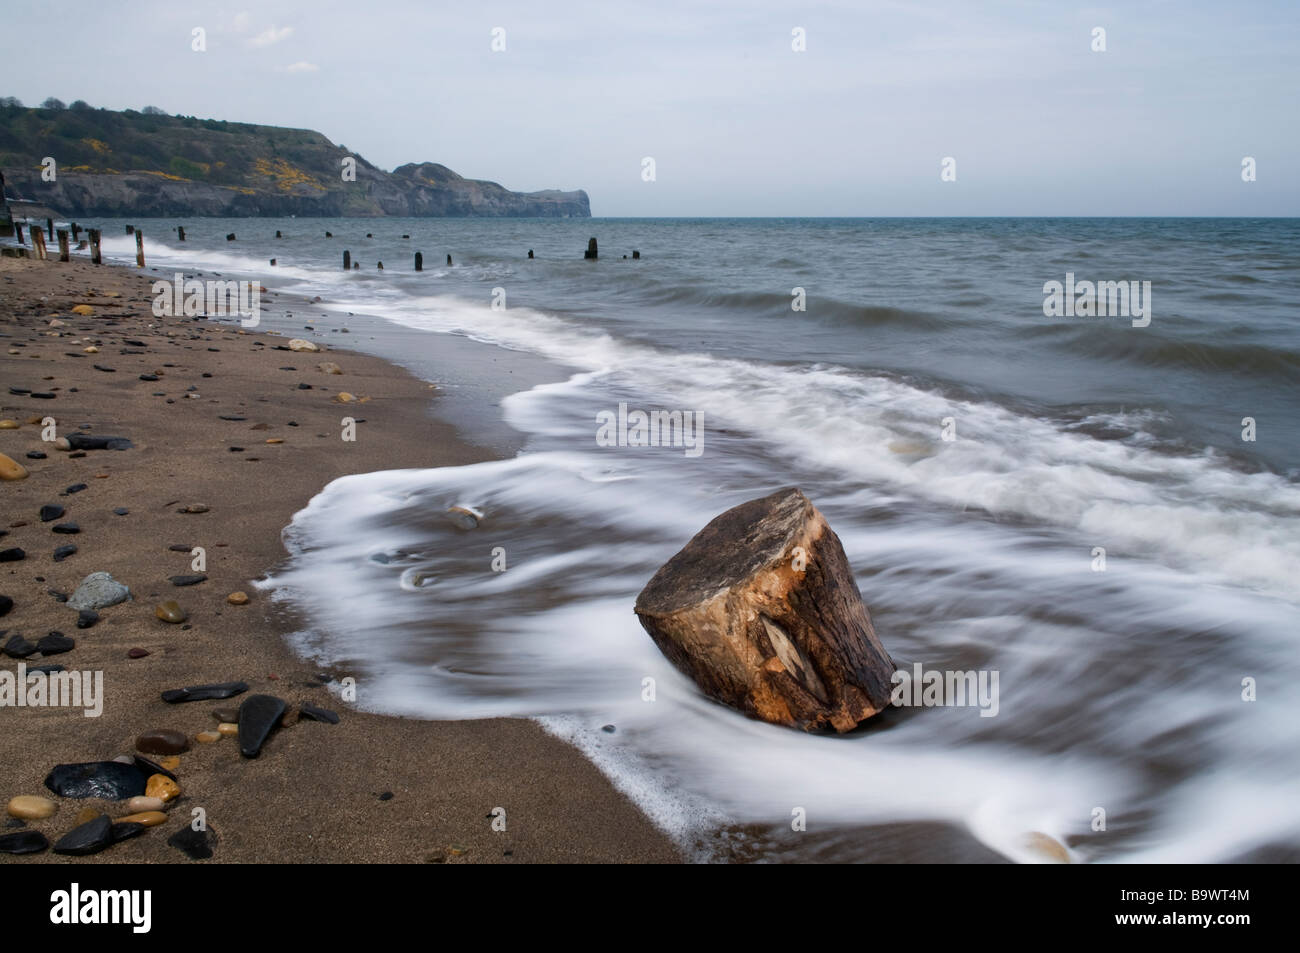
[[232, 11, 250, 32], [248, 25, 293, 47], [282, 61, 319, 73]]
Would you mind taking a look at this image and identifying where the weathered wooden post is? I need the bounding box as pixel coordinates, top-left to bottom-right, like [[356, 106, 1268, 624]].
[[414, 252, 423, 271], [528, 249, 534, 259], [135, 229, 145, 268], [632, 250, 641, 259], [57, 229, 69, 262], [177, 226, 185, 242], [71, 223, 80, 240], [14, 223, 24, 244], [88, 229, 101, 265], [46, 217, 54, 241], [32, 227, 47, 260], [275, 230, 282, 238], [126, 225, 134, 234], [225, 232, 236, 241], [377, 261, 384, 270], [343, 250, 351, 270], [269, 258, 277, 266], [325, 231, 333, 238], [584, 237, 598, 260]]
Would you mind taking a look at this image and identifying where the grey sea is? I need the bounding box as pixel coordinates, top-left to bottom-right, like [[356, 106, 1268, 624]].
[[74, 216, 1300, 862]]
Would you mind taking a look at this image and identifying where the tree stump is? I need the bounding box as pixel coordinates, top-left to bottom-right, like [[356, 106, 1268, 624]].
[[634, 487, 895, 733]]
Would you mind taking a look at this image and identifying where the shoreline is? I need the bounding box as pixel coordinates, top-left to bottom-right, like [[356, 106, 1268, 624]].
[[0, 254, 683, 863]]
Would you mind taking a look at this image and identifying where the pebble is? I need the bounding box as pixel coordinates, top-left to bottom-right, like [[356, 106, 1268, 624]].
[[36, 633, 75, 655], [44, 761, 146, 799], [226, 591, 249, 605], [126, 796, 165, 813], [26, 451, 46, 459], [0, 452, 29, 481], [169, 575, 207, 587], [217, 722, 238, 736], [0, 419, 18, 429], [74, 806, 103, 826], [116, 811, 166, 827], [76, 609, 99, 628], [136, 729, 190, 756], [288, 338, 319, 352], [67, 572, 130, 611], [0, 595, 11, 616], [70, 304, 94, 316], [318, 362, 342, 375], [53, 815, 113, 856], [167, 825, 215, 860], [196, 730, 222, 743], [445, 505, 483, 530], [1022, 832, 1071, 864], [154, 601, 188, 623], [145, 774, 181, 803], [52, 522, 81, 534], [110, 821, 147, 844], [161, 681, 249, 704], [127, 647, 150, 659], [168, 544, 193, 552], [7, 795, 58, 820], [3, 634, 38, 658], [237, 694, 286, 758], [0, 548, 26, 562], [212, 707, 239, 723], [53, 544, 78, 562], [113, 507, 129, 516], [158, 756, 181, 773], [299, 703, 339, 725], [39, 504, 65, 522], [180, 504, 209, 514], [0, 830, 48, 854]]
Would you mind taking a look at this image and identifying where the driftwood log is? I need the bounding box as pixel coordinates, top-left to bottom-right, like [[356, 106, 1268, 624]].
[[634, 487, 895, 733]]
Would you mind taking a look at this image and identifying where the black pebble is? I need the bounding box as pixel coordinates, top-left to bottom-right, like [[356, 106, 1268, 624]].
[[0, 595, 11, 617], [0, 548, 26, 562], [26, 451, 46, 460], [53, 815, 113, 856], [379, 792, 394, 801], [601, 724, 616, 733], [169, 574, 207, 587], [40, 504, 64, 522], [113, 507, 129, 515], [237, 694, 287, 758], [53, 544, 78, 562], [0, 830, 48, 855], [64, 483, 88, 494], [37, 633, 75, 655], [4, 634, 37, 658], [44, 761, 146, 799], [76, 609, 98, 629], [300, 703, 340, 724], [52, 523, 80, 534], [168, 544, 192, 552], [161, 681, 249, 704], [167, 825, 216, 860]]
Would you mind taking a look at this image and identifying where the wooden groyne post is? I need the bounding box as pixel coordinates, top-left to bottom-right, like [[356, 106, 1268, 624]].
[[584, 238, 598, 260], [88, 229, 102, 265], [177, 226, 186, 242], [31, 226, 47, 260], [343, 250, 351, 270], [135, 229, 145, 268], [415, 252, 423, 271], [56, 229, 69, 262], [46, 217, 54, 241]]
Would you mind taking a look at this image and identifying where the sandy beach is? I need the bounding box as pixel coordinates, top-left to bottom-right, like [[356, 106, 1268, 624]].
[[0, 254, 681, 864]]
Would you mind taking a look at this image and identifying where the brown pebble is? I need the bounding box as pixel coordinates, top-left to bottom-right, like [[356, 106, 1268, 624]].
[[127, 648, 150, 659], [226, 591, 249, 605], [196, 730, 221, 743], [217, 722, 238, 737], [116, 810, 167, 827], [145, 774, 181, 802]]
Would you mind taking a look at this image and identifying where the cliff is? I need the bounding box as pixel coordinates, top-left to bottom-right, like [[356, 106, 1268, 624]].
[[0, 103, 589, 218]]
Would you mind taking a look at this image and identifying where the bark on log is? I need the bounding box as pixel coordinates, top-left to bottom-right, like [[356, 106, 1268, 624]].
[[634, 487, 895, 733]]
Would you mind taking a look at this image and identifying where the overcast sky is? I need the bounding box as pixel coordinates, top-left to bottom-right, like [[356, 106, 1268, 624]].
[[8, 1, 1298, 215]]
